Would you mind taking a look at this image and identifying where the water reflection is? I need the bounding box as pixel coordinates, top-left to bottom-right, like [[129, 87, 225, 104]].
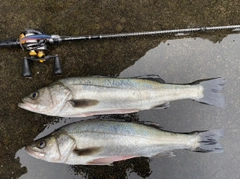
[[17, 146, 152, 179], [120, 37, 229, 80], [16, 148, 73, 179], [70, 157, 152, 179]]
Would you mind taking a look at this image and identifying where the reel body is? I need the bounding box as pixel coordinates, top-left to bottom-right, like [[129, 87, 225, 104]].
[[19, 29, 62, 77]]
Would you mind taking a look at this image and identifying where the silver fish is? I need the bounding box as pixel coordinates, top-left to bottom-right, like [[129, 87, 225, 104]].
[[18, 75, 225, 117], [25, 119, 223, 165]]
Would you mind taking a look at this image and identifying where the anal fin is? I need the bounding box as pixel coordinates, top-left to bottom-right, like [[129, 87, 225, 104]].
[[87, 156, 136, 165]]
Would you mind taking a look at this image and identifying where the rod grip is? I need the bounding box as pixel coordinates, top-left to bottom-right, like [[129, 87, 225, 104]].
[[0, 40, 20, 47]]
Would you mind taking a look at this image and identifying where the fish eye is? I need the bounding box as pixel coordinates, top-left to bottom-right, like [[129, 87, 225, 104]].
[[37, 140, 46, 149], [31, 92, 38, 99]]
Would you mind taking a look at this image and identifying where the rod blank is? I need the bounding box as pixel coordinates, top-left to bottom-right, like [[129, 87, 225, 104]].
[[60, 25, 240, 41]]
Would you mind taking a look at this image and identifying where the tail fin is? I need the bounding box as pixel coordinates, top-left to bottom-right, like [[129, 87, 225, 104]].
[[191, 129, 224, 153], [193, 78, 225, 107]]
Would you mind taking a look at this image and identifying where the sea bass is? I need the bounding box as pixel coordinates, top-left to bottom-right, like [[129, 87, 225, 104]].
[[25, 119, 223, 165], [18, 75, 225, 117]]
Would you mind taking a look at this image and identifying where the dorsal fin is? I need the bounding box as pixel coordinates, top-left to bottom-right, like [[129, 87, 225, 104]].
[[137, 121, 163, 129], [152, 102, 170, 109], [92, 74, 165, 83], [134, 74, 165, 83]]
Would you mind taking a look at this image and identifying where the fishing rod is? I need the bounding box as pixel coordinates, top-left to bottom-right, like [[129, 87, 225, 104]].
[[0, 25, 240, 77]]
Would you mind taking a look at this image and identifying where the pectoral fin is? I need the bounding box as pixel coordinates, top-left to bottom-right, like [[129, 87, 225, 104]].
[[73, 147, 103, 156], [69, 99, 99, 108]]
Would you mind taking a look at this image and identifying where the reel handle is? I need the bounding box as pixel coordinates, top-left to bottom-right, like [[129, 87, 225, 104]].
[[22, 57, 32, 78], [53, 55, 62, 75]]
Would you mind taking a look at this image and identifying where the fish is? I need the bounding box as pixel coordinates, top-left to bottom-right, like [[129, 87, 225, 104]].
[[18, 75, 225, 117], [25, 119, 223, 165]]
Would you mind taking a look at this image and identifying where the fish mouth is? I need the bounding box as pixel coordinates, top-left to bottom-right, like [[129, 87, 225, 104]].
[[25, 146, 45, 159], [18, 100, 37, 111]]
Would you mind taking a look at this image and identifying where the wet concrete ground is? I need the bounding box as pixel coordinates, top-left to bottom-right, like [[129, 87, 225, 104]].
[[0, 1, 240, 179]]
